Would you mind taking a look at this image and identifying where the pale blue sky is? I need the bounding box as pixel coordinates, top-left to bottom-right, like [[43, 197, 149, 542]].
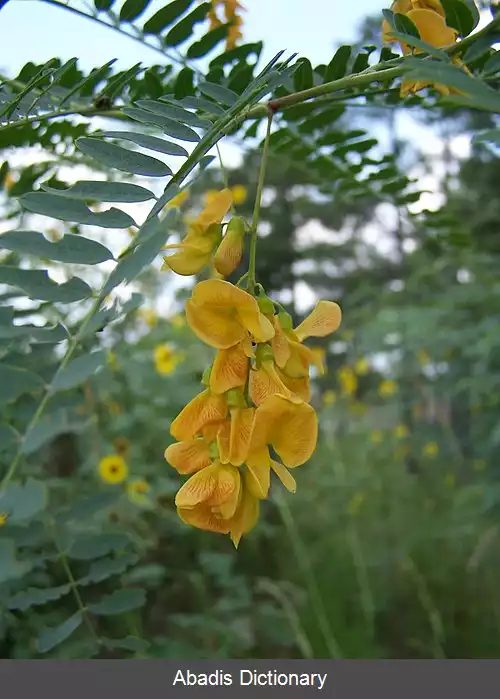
[[1, 0, 388, 75]]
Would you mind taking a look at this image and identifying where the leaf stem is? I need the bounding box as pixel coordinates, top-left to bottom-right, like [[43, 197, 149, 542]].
[[247, 110, 273, 294]]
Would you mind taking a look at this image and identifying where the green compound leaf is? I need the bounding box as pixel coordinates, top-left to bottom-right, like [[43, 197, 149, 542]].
[[0, 364, 45, 405], [0, 231, 113, 265], [102, 636, 150, 653], [40, 181, 155, 203], [19, 193, 135, 228], [0, 423, 19, 452], [8, 584, 72, 611], [0, 267, 92, 302], [441, 0, 479, 37], [186, 24, 228, 59], [100, 131, 188, 157], [119, 0, 151, 22], [324, 45, 352, 82], [21, 408, 90, 455], [122, 107, 200, 141], [89, 588, 147, 615], [37, 612, 83, 654], [68, 533, 131, 560], [76, 137, 172, 177], [136, 99, 207, 128], [0, 539, 31, 584], [165, 3, 211, 47], [0, 479, 48, 523], [61, 491, 120, 522], [198, 81, 238, 105], [143, 0, 194, 34], [79, 553, 139, 584], [51, 350, 107, 392]]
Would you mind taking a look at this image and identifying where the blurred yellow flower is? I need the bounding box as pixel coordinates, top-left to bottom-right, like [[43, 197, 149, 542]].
[[114, 437, 130, 457], [339, 366, 357, 396], [127, 479, 151, 506], [167, 190, 190, 208], [203, 189, 220, 206], [0, 511, 8, 527], [348, 492, 365, 516], [107, 351, 118, 369], [418, 349, 430, 365], [379, 379, 397, 397], [4, 172, 15, 191], [444, 472, 456, 489], [126, 227, 136, 238], [154, 344, 182, 375], [351, 401, 367, 416], [394, 424, 409, 439], [107, 401, 122, 416], [473, 459, 486, 472], [231, 184, 247, 205], [370, 430, 383, 445], [323, 390, 337, 406], [98, 454, 128, 484], [354, 357, 369, 376], [170, 313, 186, 328], [141, 308, 158, 327], [423, 441, 439, 458]]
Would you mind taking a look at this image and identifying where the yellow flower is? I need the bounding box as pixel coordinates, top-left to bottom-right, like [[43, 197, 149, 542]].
[[0, 511, 8, 527], [444, 472, 456, 489], [231, 184, 247, 205], [379, 379, 397, 397], [323, 390, 337, 406], [473, 459, 486, 472], [3, 172, 16, 191], [98, 454, 128, 484], [107, 401, 122, 416], [203, 189, 220, 206], [311, 347, 327, 370], [170, 313, 186, 328], [213, 217, 245, 277], [154, 344, 181, 375], [423, 441, 439, 458], [170, 389, 228, 442], [370, 430, 383, 445], [186, 279, 275, 349], [348, 492, 365, 516], [354, 357, 369, 376], [113, 437, 130, 457], [382, 0, 472, 97], [418, 350, 430, 366], [163, 189, 233, 276], [394, 424, 409, 439], [107, 351, 118, 369], [167, 190, 190, 208], [140, 308, 158, 328], [127, 479, 151, 506], [339, 366, 357, 396], [350, 401, 367, 416]]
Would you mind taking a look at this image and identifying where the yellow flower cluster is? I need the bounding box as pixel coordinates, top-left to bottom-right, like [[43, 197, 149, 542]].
[[162, 189, 245, 277], [154, 343, 184, 375], [382, 0, 472, 96], [162, 189, 342, 545], [98, 454, 151, 506], [209, 0, 244, 50]]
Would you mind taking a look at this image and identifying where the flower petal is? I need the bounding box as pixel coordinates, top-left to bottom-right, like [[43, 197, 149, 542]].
[[175, 461, 239, 508], [279, 372, 311, 402], [230, 479, 260, 548], [246, 447, 271, 499], [170, 390, 228, 441], [164, 439, 212, 474], [216, 420, 231, 464], [249, 362, 292, 406], [178, 503, 232, 534], [186, 300, 246, 349], [213, 218, 245, 277], [407, 8, 457, 46], [210, 344, 249, 394], [229, 407, 255, 466], [294, 300, 342, 341], [271, 460, 297, 493], [270, 316, 291, 368], [238, 308, 275, 343], [196, 188, 233, 228]]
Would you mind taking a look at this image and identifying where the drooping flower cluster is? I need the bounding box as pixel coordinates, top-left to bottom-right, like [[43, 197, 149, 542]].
[[382, 0, 472, 96], [208, 0, 245, 50], [164, 282, 341, 546]]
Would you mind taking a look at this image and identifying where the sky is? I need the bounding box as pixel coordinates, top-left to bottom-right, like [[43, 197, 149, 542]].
[[0, 0, 389, 74]]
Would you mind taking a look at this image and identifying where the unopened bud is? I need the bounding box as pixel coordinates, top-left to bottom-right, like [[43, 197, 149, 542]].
[[226, 388, 246, 408], [201, 367, 212, 386], [277, 311, 293, 331], [213, 217, 245, 277]]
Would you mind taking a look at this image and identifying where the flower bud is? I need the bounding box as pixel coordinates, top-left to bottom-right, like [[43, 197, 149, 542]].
[[213, 217, 245, 276]]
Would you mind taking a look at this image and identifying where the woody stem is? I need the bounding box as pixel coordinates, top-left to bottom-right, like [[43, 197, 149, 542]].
[[247, 110, 273, 294]]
